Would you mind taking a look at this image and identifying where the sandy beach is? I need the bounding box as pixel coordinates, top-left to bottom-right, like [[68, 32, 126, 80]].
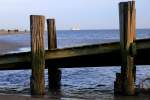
[[0, 31, 29, 35]]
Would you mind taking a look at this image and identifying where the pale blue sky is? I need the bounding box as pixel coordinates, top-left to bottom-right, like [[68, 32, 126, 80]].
[[0, 0, 149, 30]]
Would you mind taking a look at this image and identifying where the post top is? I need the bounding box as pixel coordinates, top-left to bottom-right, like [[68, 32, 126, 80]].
[[119, 1, 135, 5], [30, 15, 45, 18]]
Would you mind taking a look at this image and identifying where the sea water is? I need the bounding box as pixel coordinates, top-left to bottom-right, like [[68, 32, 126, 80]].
[[0, 29, 150, 99]]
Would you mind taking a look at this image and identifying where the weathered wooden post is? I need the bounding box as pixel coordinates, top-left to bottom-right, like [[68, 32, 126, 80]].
[[30, 15, 45, 95], [114, 1, 136, 95], [47, 19, 61, 90]]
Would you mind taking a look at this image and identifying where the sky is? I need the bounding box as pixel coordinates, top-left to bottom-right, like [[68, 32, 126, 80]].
[[0, 0, 149, 30]]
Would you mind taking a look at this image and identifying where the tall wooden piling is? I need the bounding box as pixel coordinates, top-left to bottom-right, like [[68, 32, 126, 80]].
[[114, 1, 136, 95], [30, 15, 45, 95], [47, 19, 61, 90]]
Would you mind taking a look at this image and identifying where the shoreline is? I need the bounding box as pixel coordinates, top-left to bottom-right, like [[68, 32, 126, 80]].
[[0, 31, 29, 35], [0, 31, 30, 54], [0, 30, 150, 99], [0, 39, 29, 54]]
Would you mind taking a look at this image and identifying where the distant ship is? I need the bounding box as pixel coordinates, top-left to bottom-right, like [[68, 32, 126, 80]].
[[71, 25, 80, 31]]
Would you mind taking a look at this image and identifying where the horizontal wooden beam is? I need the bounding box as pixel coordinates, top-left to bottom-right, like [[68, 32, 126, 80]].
[[0, 39, 150, 70]]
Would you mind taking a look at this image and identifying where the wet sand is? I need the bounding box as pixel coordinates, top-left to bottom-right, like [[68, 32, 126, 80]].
[[0, 40, 25, 54], [0, 94, 59, 100], [0, 93, 149, 100], [0, 33, 30, 54]]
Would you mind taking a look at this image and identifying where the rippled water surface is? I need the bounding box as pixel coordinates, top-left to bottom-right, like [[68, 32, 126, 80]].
[[0, 29, 150, 99]]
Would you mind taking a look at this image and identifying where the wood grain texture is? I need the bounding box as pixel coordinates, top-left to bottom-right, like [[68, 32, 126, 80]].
[[115, 1, 136, 95], [47, 19, 61, 90], [47, 19, 57, 49], [0, 39, 149, 70], [30, 15, 45, 95]]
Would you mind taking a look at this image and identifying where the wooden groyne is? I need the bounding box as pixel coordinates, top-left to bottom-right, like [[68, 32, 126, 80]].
[[115, 1, 136, 95], [0, 38, 150, 69], [30, 15, 45, 95], [47, 19, 61, 90], [0, 1, 149, 96]]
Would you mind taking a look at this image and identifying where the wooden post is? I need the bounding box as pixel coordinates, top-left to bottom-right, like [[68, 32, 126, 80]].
[[30, 15, 45, 95], [114, 1, 136, 95], [47, 19, 61, 90]]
